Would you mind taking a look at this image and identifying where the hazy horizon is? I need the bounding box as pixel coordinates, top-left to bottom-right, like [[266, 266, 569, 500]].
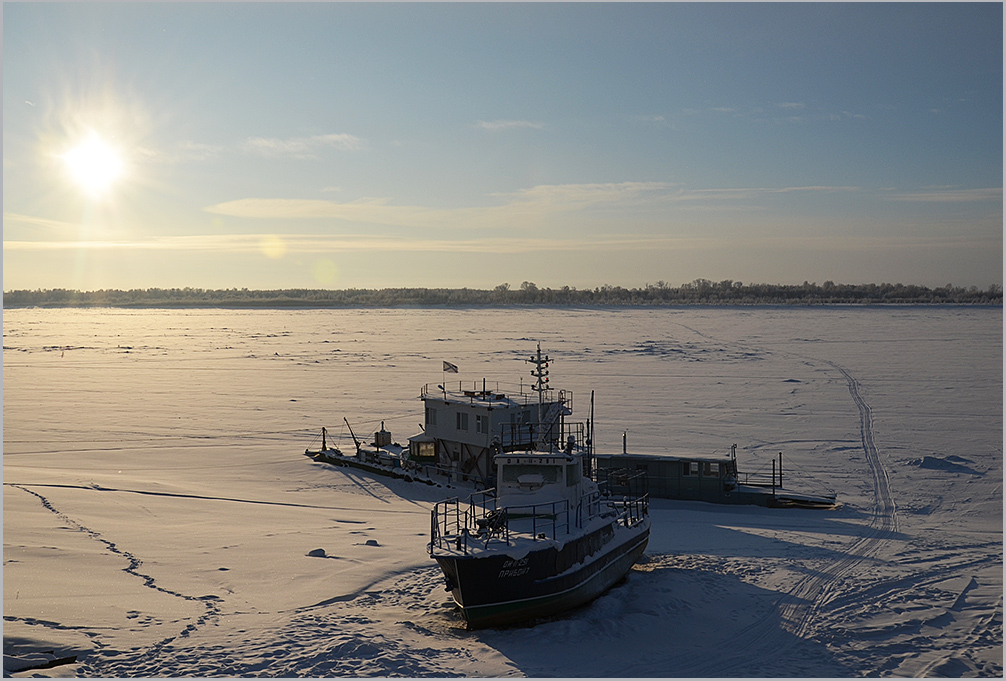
[[3, 3, 1002, 291]]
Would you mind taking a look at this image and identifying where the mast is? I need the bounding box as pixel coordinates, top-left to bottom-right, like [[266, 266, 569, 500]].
[[527, 342, 550, 449], [586, 389, 595, 478]]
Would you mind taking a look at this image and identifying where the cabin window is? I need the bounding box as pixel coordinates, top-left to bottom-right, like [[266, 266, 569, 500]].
[[683, 461, 699, 476], [476, 413, 488, 434], [425, 407, 437, 426], [456, 412, 469, 431], [704, 462, 720, 476], [412, 441, 435, 460], [502, 464, 560, 485], [565, 463, 580, 486]]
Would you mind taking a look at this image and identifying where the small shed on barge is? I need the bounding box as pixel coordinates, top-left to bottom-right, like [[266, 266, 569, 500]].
[[595, 451, 738, 503], [595, 446, 836, 509]]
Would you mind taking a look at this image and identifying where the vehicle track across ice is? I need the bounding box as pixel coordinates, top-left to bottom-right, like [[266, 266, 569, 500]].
[[773, 360, 899, 634], [663, 326, 900, 675]]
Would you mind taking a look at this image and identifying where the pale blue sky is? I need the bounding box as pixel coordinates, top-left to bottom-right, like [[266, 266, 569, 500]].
[[3, 3, 1002, 291]]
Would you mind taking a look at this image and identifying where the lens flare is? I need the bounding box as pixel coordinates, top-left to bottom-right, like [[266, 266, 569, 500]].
[[311, 258, 339, 285], [259, 235, 287, 259]]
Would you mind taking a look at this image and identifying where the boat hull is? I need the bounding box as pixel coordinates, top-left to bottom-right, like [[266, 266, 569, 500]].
[[434, 521, 649, 629]]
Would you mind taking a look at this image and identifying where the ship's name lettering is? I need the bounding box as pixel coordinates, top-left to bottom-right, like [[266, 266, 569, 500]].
[[501, 557, 529, 569], [498, 566, 530, 578]]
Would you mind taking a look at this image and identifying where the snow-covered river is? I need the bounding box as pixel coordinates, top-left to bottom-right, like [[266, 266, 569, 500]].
[[4, 306, 1002, 676]]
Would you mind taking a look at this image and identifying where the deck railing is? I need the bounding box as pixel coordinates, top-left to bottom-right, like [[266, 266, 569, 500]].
[[595, 467, 648, 498], [432, 488, 620, 555], [420, 382, 571, 412], [497, 421, 585, 454], [428, 483, 648, 556], [617, 493, 649, 528]]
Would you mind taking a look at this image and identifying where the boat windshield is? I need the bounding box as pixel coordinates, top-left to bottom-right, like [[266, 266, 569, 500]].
[[501, 463, 560, 488]]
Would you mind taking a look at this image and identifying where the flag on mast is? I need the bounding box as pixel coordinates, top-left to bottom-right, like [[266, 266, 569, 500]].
[[443, 361, 459, 373]]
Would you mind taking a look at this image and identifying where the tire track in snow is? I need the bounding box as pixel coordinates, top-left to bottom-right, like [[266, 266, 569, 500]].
[[821, 555, 990, 619], [778, 361, 899, 639], [828, 361, 899, 536], [661, 326, 900, 674], [741, 360, 898, 646]]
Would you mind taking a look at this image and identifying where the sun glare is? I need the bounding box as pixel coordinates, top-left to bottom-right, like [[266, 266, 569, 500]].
[[62, 132, 126, 196]]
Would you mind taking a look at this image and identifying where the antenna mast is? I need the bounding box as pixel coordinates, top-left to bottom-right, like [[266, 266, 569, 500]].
[[527, 342, 550, 447]]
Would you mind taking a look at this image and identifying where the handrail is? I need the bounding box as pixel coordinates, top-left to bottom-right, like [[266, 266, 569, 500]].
[[421, 382, 571, 408], [496, 421, 585, 453], [429, 484, 639, 556], [616, 493, 649, 527]]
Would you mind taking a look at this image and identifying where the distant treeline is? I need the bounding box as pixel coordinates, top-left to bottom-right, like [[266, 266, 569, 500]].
[[4, 280, 1002, 308]]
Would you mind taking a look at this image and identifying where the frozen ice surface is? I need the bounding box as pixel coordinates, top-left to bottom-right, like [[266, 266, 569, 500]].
[[3, 306, 1002, 677]]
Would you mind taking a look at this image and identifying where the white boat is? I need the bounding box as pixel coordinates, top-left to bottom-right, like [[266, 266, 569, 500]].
[[428, 345, 650, 628]]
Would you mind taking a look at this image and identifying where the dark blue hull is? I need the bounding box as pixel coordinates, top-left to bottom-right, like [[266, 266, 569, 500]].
[[434, 520, 649, 629]]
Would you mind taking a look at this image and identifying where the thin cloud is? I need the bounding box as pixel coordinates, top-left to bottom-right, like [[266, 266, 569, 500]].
[[104, 141, 223, 165], [203, 182, 867, 228], [3, 212, 125, 241], [204, 198, 445, 227], [474, 119, 544, 132], [204, 182, 679, 228], [887, 188, 1002, 203], [495, 182, 676, 209], [239, 133, 365, 158], [689, 103, 870, 125], [765, 185, 859, 193], [826, 111, 867, 121], [4, 212, 82, 233], [7, 232, 997, 257], [177, 141, 224, 161], [663, 185, 859, 204], [0, 232, 738, 255]]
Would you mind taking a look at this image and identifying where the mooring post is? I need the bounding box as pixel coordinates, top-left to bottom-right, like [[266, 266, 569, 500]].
[[778, 452, 783, 488], [772, 458, 776, 499]]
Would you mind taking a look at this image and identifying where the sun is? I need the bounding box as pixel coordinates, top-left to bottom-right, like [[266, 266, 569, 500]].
[[62, 132, 126, 197]]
